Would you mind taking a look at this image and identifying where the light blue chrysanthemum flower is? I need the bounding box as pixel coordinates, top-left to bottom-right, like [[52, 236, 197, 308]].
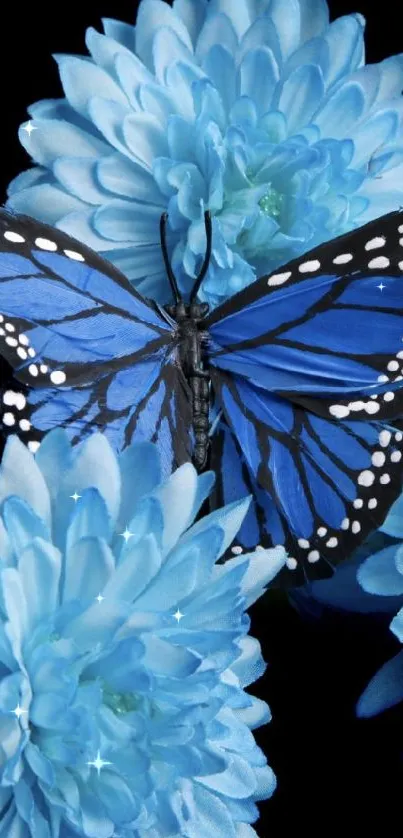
[[0, 430, 285, 837], [7, 0, 403, 307], [354, 491, 403, 720]]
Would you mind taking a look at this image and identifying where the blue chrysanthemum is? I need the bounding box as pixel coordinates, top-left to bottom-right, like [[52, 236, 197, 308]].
[[8, 0, 403, 307], [353, 491, 403, 720], [0, 430, 285, 837]]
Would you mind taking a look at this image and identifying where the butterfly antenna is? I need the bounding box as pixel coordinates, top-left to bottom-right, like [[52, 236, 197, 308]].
[[190, 211, 213, 303], [160, 212, 182, 304]]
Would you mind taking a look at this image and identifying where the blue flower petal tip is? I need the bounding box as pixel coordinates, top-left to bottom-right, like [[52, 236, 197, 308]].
[[0, 429, 285, 836], [8, 0, 403, 307]]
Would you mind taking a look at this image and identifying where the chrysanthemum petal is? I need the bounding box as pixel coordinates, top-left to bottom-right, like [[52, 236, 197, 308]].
[[8, 184, 86, 226], [0, 437, 51, 527], [135, 0, 193, 69], [357, 545, 403, 595], [54, 55, 129, 117], [356, 649, 403, 718], [63, 537, 115, 603], [239, 47, 279, 115], [102, 18, 136, 50]]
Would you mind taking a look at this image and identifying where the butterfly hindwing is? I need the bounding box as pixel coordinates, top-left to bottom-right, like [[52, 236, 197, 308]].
[[211, 370, 403, 581]]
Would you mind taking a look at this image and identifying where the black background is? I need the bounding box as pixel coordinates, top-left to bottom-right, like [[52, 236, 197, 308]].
[[1, 1, 403, 834]]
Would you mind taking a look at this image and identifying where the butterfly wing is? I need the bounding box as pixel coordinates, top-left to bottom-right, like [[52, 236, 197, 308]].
[[0, 209, 191, 475], [205, 212, 403, 578], [211, 372, 403, 584], [206, 211, 403, 423]]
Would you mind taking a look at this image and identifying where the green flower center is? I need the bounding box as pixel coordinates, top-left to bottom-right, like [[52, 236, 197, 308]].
[[258, 187, 284, 218], [102, 684, 140, 715]]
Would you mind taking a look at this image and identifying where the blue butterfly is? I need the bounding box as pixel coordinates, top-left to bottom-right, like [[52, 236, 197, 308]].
[[0, 206, 402, 586]]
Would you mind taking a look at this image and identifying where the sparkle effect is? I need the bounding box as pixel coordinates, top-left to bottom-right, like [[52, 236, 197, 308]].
[[87, 750, 112, 776], [173, 609, 184, 623], [120, 527, 133, 543], [377, 282, 386, 291], [70, 491, 81, 502], [11, 703, 27, 721], [21, 120, 36, 137]]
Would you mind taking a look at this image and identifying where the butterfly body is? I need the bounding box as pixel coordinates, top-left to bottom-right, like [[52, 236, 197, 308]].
[[166, 300, 211, 470], [1, 207, 403, 586]]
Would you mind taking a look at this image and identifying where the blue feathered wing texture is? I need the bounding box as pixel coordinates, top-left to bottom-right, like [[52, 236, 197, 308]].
[[0, 209, 192, 477], [206, 211, 403, 582]]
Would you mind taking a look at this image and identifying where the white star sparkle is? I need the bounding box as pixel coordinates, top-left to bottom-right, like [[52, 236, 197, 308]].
[[22, 120, 37, 136], [95, 593, 105, 604], [70, 492, 81, 502], [377, 282, 385, 291], [173, 609, 184, 623], [11, 703, 27, 720], [87, 750, 112, 776], [120, 528, 133, 543]]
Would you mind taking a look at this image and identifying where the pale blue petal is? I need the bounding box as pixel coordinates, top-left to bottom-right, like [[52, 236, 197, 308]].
[[174, 0, 208, 46], [202, 45, 236, 114], [66, 489, 111, 553], [56, 209, 134, 251], [239, 17, 282, 68], [196, 12, 238, 60], [391, 607, 403, 643], [269, 0, 301, 59], [153, 27, 195, 84], [55, 55, 128, 117], [88, 97, 133, 158], [94, 201, 164, 243], [183, 497, 251, 557], [381, 491, 403, 538], [122, 112, 168, 168], [103, 534, 162, 602], [298, 0, 329, 42], [142, 635, 200, 677], [313, 81, 366, 138], [60, 433, 120, 525], [7, 166, 49, 196], [357, 546, 403, 596], [323, 14, 365, 88], [63, 537, 115, 603], [114, 51, 154, 102], [85, 27, 134, 74], [0, 437, 51, 527], [117, 442, 161, 532], [19, 539, 61, 629], [102, 17, 136, 49], [2, 497, 49, 555], [278, 64, 325, 133], [8, 184, 86, 225], [208, 0, 251, 40], [54, 157, 109, 204], [18, 117, 109, 166], [151, 462, 199, 555], [35, 428, 73, 503], [239, 48, 279, 115], [357, 650, 403, 717], [135, 0, 193, 69]]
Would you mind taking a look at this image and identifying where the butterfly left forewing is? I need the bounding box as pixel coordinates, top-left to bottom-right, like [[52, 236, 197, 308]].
[[0, 209, 194, 465]]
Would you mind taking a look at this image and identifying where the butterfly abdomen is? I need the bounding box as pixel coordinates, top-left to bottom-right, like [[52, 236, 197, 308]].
[[174, 302, 211, 472], [191, 372, 210, 471]]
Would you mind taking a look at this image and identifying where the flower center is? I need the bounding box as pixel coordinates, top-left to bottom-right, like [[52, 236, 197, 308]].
[[258, 187, 284, 218], [102, 683, 139, 715]]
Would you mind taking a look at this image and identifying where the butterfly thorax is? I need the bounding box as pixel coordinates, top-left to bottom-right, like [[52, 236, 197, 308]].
[[166, 301, 210, 471]]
